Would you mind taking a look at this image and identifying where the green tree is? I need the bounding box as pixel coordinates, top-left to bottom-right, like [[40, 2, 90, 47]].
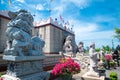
[[95, 48, 100, 52], [106, 45, 111, 51], [114, 27, 120, 41], [102, 45, 111, 53]]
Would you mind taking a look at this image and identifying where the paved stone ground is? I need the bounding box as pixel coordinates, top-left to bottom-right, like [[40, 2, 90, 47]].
[[72, 66, 120, 80], [72, 68, 88, 80], [105, 66, 120, 80]]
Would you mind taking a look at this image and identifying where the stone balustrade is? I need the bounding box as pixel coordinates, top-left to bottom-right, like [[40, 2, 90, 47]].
[[0, 54, 62, 72]]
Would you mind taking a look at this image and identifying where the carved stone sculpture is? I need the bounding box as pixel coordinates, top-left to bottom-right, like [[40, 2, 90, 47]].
[[64, 35, 73, 53], [63, 35, 77, 56], [4, 10, 33, 56], [78, 42, 84, 54], [82, 43, 105, 80], [88, 42, 99, 76], [2, 9, 49, 80], [30, 36, 45, 56], [4, 9, 44, 56]]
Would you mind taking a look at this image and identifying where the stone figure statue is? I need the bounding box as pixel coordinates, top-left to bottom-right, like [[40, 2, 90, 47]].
[[64, 35, 73, 53], [100, 49, 105, 59], [78, 42, 84, 54], [88, 42, 99, 76], [63, 35, 77, 57], [4, 9, 44, 56]]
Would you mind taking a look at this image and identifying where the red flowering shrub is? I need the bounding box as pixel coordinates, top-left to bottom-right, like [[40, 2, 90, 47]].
[[0, 77, 4, 80], [51, 57, 80, 76], [104, 54, 112, 61]]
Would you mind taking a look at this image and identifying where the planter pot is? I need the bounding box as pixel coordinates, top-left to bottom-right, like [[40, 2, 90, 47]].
[[55, 74, 72, 80], [98, 69, 106, 76], [98, 69, 106, 73]]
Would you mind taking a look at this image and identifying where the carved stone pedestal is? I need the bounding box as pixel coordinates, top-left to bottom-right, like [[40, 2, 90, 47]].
[[81, 72, 105, 80], [2, 55, 50, 80]]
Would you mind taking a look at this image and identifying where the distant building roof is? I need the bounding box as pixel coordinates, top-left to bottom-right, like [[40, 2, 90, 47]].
[[0, 10, 10, 20], [34, 17, 74, 35]]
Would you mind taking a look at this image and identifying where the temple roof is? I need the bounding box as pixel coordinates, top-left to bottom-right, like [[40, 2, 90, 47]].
[[34, 17, 74, 34]]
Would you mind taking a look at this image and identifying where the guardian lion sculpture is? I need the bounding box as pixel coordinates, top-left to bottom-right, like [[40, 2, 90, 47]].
[[4, 9, 44, 56]]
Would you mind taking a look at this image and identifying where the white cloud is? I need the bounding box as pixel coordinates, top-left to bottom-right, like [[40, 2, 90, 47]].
[[1, 0, 4, 4], [74, 23, 99, 40], [81, 30, 117, 48], [75, 27, 115, 48], [67, 18, 115, 45], [74, 22, 98, 33], [33, 12, 44, 21], [51, 1, 66, 17], [92, 15, 116, 23], [51, 0, 91, 18], [60, 0, 90, 8], [53, 6, 64, 14], [78, 30, 114, 40], [68, 0, 91, 9], [16, 0, 25, 3], [68, 19, 98, 33], [36, 4, 44, 10]]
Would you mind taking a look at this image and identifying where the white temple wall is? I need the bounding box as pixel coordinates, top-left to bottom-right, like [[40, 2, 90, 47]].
[[0, 17, 9, 52], [49, 26, 65, 53]]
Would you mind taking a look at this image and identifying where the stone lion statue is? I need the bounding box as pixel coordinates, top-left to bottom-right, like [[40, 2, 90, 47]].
[[4, 9, 44, 56], [30, 36, 45, 56]]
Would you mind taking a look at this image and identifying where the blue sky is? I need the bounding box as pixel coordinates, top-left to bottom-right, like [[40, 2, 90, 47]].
[[0, 0, 120, 48]]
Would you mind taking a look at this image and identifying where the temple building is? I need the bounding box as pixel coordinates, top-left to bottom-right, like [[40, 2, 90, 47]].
[[32, 17, 75, 54], [0, 11, 10, 52]]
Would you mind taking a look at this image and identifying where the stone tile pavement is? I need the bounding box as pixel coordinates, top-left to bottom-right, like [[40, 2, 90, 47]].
[[72, 66, 120, 80], [1, 64, 120, 80], [72, 68, 88, 80], [105, 66, 120, 80]]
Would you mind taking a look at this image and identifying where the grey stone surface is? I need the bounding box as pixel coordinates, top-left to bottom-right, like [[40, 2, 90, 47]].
[[4, 9, 44, 56], [74, 54, 90, 70], [31, 36, 45, 56], [63, 35, 77, 56], [78, 42, 84, 54], [2, 9, 49, 80], [88, 42, 98, 75], [2, 58, 50, 80], [3, 71, 49, 80], [105, 66, 120, 80], [3, 55, 46, 61]]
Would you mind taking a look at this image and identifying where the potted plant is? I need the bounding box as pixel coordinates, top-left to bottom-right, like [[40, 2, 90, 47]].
[[0, 73, 4, 80], [51, 57, 80, 80], [109, 60, 115, 68], [97, 60, 106, 76], [104, 54, 112, 69], [104, 54, 112, 61], [0, 73, 2, 77], [109, 72, 117, 80], [0, 77, 4, 80]]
